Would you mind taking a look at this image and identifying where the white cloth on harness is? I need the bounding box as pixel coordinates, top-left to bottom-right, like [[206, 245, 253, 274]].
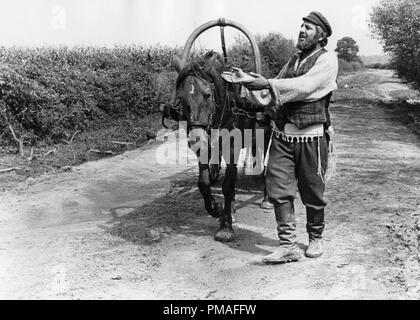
[[273, 123, 324, 142]]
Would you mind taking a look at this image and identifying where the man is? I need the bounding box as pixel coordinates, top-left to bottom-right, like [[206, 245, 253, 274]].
[[237, 11, 338, 263]]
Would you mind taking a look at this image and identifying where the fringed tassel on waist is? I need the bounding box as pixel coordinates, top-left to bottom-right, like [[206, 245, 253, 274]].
[[274, 130, 323, 144], [317, 137, 325, 184], [325, 137, 336, 183], [263, 130, 274, 176]]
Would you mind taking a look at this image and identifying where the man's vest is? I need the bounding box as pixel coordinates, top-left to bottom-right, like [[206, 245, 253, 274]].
[[275, 48, 332, 130]]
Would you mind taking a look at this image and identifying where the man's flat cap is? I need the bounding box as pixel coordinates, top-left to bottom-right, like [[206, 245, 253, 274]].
[[303, 11, 332, 37]]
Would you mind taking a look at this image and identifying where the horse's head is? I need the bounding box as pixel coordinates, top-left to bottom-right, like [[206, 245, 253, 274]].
[[172, 51, 225, 151]]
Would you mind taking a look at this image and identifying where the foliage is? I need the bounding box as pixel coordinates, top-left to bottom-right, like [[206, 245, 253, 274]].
[[258, 33, 296, 78], [0, 34, 294, 149], [338, 58, 363, 74], [0, 45, 180, 145], [365, 62, 392, 69], [227, 33, 296, 78], [369, 0, 420, 86], [335, 37, 360, 62], [360, 54, 391, 66]]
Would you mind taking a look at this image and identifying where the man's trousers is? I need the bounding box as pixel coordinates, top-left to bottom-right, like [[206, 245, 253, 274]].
[[266, 132, 329, 244]]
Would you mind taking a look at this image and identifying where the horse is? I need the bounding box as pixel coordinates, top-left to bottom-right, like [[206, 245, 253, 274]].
[[165, 50, 271, 242]]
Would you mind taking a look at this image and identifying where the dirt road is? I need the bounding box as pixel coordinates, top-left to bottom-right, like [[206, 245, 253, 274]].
[[1, 69, 419, 299]]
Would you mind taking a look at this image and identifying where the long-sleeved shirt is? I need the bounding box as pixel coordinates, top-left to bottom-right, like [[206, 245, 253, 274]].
[[241, 48, 338, 108]]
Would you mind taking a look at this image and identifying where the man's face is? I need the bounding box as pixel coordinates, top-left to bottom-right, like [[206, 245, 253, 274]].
[[297, 21, 320, 52]]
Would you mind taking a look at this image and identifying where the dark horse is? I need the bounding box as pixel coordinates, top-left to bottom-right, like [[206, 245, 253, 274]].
[[166, 51, 271, 242]]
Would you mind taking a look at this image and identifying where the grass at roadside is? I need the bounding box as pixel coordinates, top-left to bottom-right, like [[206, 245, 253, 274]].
[[0, 112, 164, 191], [381, 100, 420, 139]]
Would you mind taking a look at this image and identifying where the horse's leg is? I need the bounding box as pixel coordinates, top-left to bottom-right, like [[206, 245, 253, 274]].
[[209, 141, 222, 185], [261, 184, 273, 209], [214, 163, 236, 242], [214, 140, 238, 242], [198, 162, 223, 218]]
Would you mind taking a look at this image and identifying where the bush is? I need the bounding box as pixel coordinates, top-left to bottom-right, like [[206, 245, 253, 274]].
[[0, 39, 295, 147], [0, 45, 181, 145], [372, 63, 383, 69], [365, 62, 392, 69], [338, 59, 353, 73], [338, 58, 364, 74], [350, 60, 363, 71], [258, 33, 296, 78], [227, 33, 296, 77]]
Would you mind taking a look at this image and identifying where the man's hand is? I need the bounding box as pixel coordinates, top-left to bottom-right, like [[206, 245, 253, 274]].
[[240, 72, 270, 90]]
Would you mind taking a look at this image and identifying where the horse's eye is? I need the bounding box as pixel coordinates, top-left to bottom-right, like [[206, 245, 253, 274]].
[[204, 91, 211, 100]]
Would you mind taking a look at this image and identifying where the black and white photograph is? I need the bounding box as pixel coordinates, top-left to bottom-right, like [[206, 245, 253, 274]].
[[0, 0, 419, 303]]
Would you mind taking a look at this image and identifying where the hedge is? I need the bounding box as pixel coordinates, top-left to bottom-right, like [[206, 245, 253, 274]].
[[0, 45, 180, 144]]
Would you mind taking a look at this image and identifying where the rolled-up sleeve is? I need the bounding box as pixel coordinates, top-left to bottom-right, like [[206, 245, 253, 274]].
[[268, 52, 338, 105], [240, 51, 338, 108]]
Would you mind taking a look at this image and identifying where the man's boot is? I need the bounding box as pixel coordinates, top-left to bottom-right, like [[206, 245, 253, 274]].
[[305, 207, 325, 258], [262, 202, 301, 264]]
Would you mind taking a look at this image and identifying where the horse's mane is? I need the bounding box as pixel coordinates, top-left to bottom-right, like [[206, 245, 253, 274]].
[[175, 51, 225, 93]]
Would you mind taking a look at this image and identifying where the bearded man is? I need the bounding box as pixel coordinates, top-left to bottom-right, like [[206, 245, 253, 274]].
[[237, 12, 338, 263]]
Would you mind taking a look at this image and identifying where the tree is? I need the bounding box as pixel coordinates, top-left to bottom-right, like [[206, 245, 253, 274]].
[[258, 33, 296, 78], [369, 0, 420, 85], [227, 33, 296, 77], [335, 37, 360, 62]]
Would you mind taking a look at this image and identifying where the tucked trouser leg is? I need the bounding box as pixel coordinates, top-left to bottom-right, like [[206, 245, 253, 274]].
[[263, 147, 302, 263], [266, 135, 298, 247], [275, 201, 297, 247], [306, 208, 325, 241], [306, 207, 325, 258], [296, 135, 328, 241]]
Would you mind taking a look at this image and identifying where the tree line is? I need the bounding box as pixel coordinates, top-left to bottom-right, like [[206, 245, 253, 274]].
[[370, 0, 420, 86], [228, 33, 364, 76]]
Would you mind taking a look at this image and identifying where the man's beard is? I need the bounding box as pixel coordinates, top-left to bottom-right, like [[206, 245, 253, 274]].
[[296, 35, 319, 52]]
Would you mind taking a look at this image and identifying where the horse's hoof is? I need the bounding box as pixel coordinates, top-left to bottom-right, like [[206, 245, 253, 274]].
[[261, 199, 274, 210], [214, 228, 234, 243]]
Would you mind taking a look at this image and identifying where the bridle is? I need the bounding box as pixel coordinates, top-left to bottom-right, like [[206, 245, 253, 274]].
[[162, 64, 265, 134], [175, 69, 228, 134]]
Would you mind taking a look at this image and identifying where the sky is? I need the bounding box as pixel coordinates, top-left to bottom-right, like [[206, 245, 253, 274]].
[[0, 0, 384, 55]]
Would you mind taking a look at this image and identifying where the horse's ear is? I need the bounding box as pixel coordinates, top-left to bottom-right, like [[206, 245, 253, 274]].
[[172, 56, 184, 73], [203, 53, 223, 74]]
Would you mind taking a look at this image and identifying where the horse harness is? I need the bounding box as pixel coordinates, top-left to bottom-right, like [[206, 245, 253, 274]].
[[162, 69, 266, 133]]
